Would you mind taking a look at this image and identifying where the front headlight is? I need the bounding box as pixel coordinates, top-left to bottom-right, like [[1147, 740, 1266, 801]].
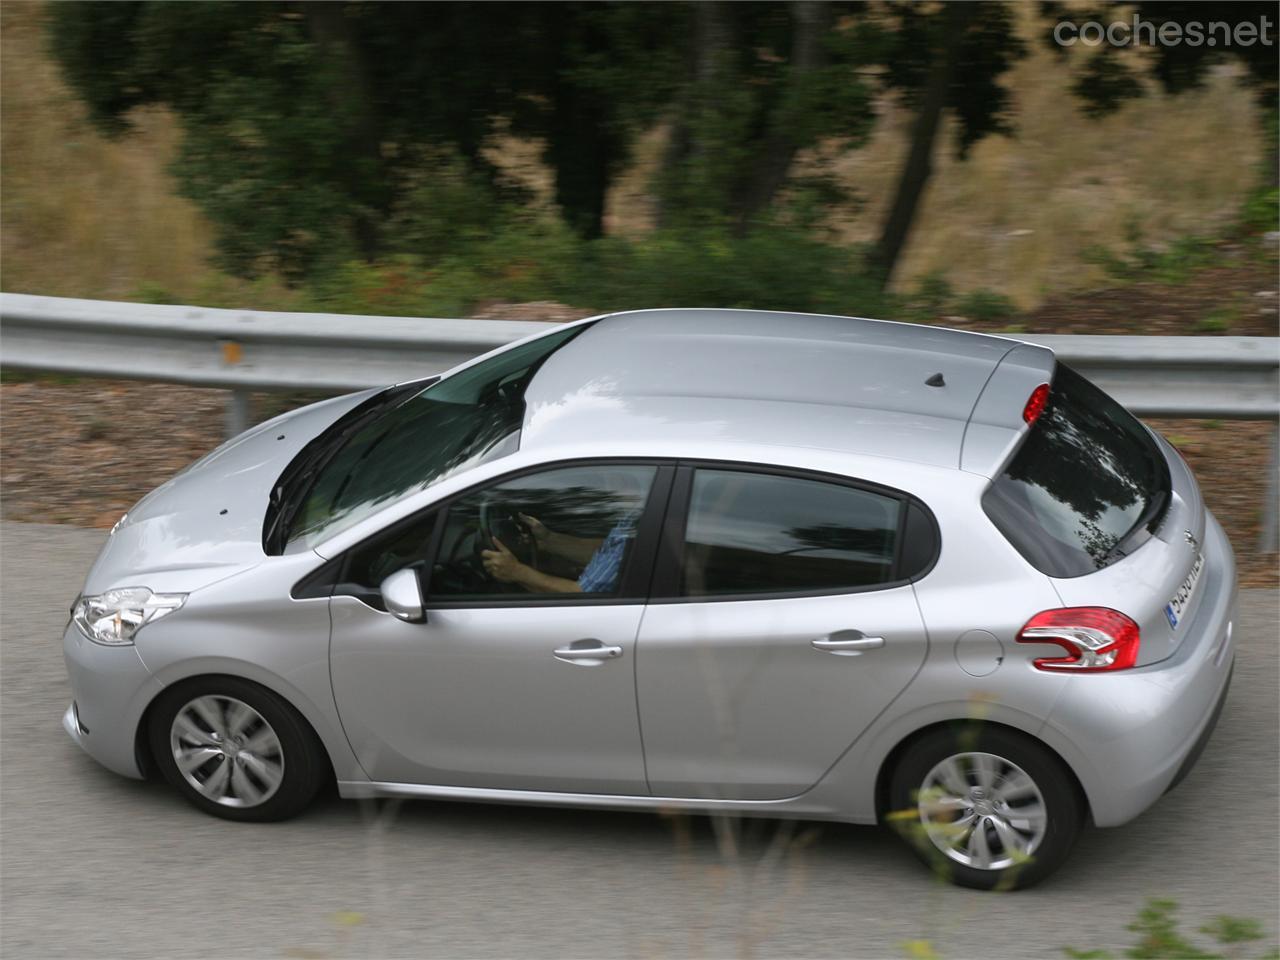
[[72, 587, 186, 646]]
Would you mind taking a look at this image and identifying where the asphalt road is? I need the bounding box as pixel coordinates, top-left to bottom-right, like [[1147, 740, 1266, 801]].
[[2, 521, 1276, 960]]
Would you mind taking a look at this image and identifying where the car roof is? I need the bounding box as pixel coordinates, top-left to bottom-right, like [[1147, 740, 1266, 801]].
[[519, 309, 1054, 471]]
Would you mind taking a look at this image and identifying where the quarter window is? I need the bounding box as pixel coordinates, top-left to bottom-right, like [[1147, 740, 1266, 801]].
[[680, 470, 902, 597]]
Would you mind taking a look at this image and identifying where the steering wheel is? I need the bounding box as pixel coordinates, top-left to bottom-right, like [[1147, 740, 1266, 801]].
[[477, 500, 539, 572]]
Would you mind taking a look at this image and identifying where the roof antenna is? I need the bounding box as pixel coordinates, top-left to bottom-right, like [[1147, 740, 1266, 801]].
[[925, 372, 946, 387]]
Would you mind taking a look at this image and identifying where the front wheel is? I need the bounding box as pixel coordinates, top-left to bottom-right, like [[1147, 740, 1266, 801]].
[[888, 725, 1083, 890], [148, 677, 327, 822]]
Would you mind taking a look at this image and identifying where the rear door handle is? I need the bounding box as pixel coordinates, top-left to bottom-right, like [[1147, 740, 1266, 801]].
[[553, 641, 623, 665], [811, 631, 885, 656]]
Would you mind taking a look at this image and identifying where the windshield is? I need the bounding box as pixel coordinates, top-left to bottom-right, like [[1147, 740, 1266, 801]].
[[277, 324, 587, 551], [981, 364, 1172, 578]]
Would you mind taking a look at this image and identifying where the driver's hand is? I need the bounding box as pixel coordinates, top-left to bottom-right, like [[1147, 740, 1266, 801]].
[[518, 513, 549, 544], [481, 537, 526, 584]]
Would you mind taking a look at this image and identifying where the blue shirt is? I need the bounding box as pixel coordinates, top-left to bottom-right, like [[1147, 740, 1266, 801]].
[[577, 511, 640, 593]]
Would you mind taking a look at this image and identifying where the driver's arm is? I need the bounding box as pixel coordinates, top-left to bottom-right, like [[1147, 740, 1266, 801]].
[[511, 566, 583, 594], [481, 538, 582, 594]]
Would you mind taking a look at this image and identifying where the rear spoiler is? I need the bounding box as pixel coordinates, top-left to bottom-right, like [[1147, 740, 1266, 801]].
[[960, 342, 1056, 478]]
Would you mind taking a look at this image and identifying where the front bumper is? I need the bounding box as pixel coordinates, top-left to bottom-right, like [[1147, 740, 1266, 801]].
[[1041, 511, 1238, 828], [62, 621, 163, 779]]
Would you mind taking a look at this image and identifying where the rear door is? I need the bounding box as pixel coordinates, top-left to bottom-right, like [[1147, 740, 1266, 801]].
[[634, 464, 935, 801]]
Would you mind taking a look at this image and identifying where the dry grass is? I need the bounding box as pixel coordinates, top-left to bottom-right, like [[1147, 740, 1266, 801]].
[[608, 6, 1266, 308], [0, 1, 275, 303], [0, 1, 1267, 309], [830, 35, 1264, 307]]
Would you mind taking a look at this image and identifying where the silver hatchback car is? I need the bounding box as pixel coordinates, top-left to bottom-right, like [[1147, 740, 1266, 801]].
[[63, 309, 1236, 889]]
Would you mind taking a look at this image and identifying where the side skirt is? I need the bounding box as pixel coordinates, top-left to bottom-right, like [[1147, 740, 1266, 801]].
[[336, 779, 863, 823]]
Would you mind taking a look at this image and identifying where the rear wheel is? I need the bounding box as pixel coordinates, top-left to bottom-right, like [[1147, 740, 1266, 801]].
[[888, 725, 1082, 890], [149, 677, 326, 822]]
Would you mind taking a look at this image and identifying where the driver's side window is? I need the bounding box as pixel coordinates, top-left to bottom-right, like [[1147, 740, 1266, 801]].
[[430, 464, 658, 601]]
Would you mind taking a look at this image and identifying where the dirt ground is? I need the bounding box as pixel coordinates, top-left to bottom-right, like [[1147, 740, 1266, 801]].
[[1, 377, 1273, 586]]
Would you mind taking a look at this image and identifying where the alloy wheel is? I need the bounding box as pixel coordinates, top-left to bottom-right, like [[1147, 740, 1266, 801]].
[[169, 695, 285, 808], [916, 751, 1048, 871]]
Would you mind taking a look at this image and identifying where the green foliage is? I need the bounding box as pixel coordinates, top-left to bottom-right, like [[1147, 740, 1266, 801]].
[[898, 275, 1019, 326], [578, 227, 888, 315], [1240, 186, 1279, 236], [1200, 916, 1268, 947], [1084, 236, 1222, 285], [47, 2, 1030, 284], [47, 1, 688, 277], [651, 5, 881, 233], [298, 216, 892, 321], [1063, 899, 1275, 960], [955, 288, 1016, 323], [902, 272, 955, 323], [382, 155, 519, 265], [879, 1, 1026, 157], [899, 939, 941, 960], [1197, 305, 1239, 334], [132, 281, 178, 305]]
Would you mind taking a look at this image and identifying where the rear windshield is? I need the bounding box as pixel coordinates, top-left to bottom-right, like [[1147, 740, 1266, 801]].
[[981, 364, 1171, 578]]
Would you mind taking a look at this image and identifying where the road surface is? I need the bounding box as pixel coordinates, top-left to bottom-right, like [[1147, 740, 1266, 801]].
[[2, 521, 1276, 959]]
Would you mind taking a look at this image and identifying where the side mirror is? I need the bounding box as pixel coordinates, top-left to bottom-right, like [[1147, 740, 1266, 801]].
[[380, 568, 425, 623]]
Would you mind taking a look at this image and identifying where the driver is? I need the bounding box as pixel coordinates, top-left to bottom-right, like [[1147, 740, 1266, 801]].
[[481, 509, 639, 594]]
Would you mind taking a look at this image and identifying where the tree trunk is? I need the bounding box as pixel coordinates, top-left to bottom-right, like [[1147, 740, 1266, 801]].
[[731, 0, 828, 235], [546, 93, 618, 240], [304, 1, 385, 261], [655, 1, 732, 229], [539, 6, 618, 240], [869, 3, 973, 288]]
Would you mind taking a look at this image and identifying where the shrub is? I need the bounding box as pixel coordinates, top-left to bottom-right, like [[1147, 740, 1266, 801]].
[[955, 288, 1017, 323], [300, 220, 896, 321]]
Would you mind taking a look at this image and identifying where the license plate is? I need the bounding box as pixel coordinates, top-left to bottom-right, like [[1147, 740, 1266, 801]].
[[1165, 553, 1205, 630]]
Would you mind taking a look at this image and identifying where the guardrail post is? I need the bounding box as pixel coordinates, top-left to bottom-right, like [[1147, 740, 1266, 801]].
[[225, 390, 250, 439], [1262, 422, 1279, 554]]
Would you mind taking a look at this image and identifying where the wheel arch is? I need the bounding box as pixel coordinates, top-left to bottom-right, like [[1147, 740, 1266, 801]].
[[133, 659, 362, 784], [873, 719, 1092, 825]]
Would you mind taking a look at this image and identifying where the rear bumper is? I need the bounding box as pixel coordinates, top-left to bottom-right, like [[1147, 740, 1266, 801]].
[[1040, 511, 1237, 828], [1165, 660, 1232, 795]]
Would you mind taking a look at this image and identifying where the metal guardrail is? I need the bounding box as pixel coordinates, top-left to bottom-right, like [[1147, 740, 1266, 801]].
[[2, 292, 1277, 550]]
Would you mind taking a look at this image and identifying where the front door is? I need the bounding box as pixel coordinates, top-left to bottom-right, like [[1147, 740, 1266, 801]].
[[330, 462, 667, 794], [635, 466, 931, 800]]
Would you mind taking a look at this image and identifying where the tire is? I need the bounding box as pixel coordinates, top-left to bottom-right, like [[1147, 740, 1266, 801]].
[[148, 676, 327, 822], [887, 724, 1083, 890]]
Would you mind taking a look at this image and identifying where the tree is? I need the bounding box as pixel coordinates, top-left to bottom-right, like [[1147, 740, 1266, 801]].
[[1049, 1, 1279, 189], [48, 2, 683, 279], [655, 1, 879, 234], [867, 1, 1026, 287]]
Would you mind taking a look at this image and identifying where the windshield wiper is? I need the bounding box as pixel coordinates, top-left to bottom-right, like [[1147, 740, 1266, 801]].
[[1100, 485, 1171, 565]]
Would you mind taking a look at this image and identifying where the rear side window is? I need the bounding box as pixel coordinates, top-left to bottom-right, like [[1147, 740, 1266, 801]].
[[680, 470, 904, 597], [982, 364, 1172, 579]]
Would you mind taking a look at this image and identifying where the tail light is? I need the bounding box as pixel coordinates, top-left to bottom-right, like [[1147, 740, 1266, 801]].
[[1022, 383, 1050, 424], [1016, 607, 1140, 672]]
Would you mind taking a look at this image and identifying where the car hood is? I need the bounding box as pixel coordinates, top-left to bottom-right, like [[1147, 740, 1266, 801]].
[[81, 390, 379, 596]]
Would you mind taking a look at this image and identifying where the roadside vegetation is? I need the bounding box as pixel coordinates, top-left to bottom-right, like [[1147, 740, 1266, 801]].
[[2, 2, 1274, 325], [897, 899, 1278, 959]]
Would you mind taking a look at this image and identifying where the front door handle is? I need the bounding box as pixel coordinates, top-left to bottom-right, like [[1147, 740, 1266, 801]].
[[811, 631, 885, 656], [553, 640, 623, 665]]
